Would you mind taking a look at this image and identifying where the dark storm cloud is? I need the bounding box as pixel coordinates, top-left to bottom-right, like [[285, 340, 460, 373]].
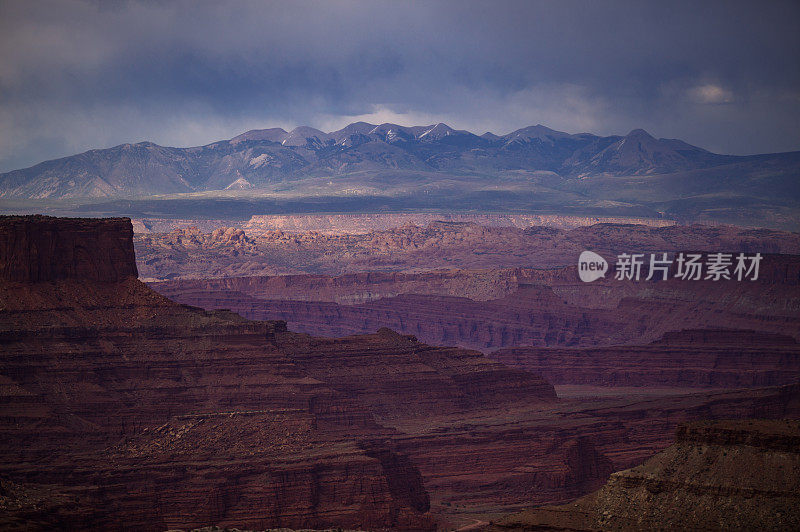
[[1, 0, 799, 171]]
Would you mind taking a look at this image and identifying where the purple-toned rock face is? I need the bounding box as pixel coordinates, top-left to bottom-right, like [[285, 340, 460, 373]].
[[0, 215, 138, 282]]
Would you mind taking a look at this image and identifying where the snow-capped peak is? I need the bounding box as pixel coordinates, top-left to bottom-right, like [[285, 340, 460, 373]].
[[418, 123, 454, 139]]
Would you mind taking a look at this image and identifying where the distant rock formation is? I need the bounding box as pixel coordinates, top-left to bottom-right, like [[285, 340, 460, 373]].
[[152, 257, 800, 352], [135, 220, 800, 280], [243, 213, 674, 236]]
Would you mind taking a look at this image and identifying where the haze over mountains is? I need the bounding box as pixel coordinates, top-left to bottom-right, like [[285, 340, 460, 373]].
[[2, 122, 799, 230]]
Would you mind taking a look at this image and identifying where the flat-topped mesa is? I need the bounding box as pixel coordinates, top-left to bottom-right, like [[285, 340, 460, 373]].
[[0, 215, 138, 282]]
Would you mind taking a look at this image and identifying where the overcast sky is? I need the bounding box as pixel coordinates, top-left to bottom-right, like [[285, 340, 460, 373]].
[[1, 0, 799, 172]]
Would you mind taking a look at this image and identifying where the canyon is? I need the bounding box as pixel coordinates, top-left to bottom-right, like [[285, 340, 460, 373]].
[[139, 217, 800, 528], [3, 4, 799, 530], [154, 274, 800, 352], [3, 215, 800, 530], [150, 246, 800, 353]]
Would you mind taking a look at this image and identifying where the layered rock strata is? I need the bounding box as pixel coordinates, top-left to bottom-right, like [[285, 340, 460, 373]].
[[5, 216, 800, 529], [491, 420, 800, 531], [0, 216, 434, 531], [273, 327, 557, 419], [153, 262, 800, 351], [383, 382, 800, 515], [243, 213, 675, 236], [491, 328, 800, 388]]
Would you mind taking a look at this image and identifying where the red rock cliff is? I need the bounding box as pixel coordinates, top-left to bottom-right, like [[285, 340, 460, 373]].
[[0, 215, 137, 282]]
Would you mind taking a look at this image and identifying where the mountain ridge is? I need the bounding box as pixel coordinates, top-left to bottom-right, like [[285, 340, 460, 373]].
[[0, 122, 764, 200]]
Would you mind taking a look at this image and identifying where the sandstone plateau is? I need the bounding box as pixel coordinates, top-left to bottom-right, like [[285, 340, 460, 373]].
[[130, 213, 674, 237], [241, 213, 675, 236], [0, 215, 138, 282]]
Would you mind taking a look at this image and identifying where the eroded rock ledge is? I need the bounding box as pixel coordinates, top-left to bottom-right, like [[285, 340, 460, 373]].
[[492, 419, 800, 531]]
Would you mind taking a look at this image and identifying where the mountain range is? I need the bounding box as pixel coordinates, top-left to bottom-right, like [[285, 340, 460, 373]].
[[1, 122, 798, 230], [0, 122, 764, 198]]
